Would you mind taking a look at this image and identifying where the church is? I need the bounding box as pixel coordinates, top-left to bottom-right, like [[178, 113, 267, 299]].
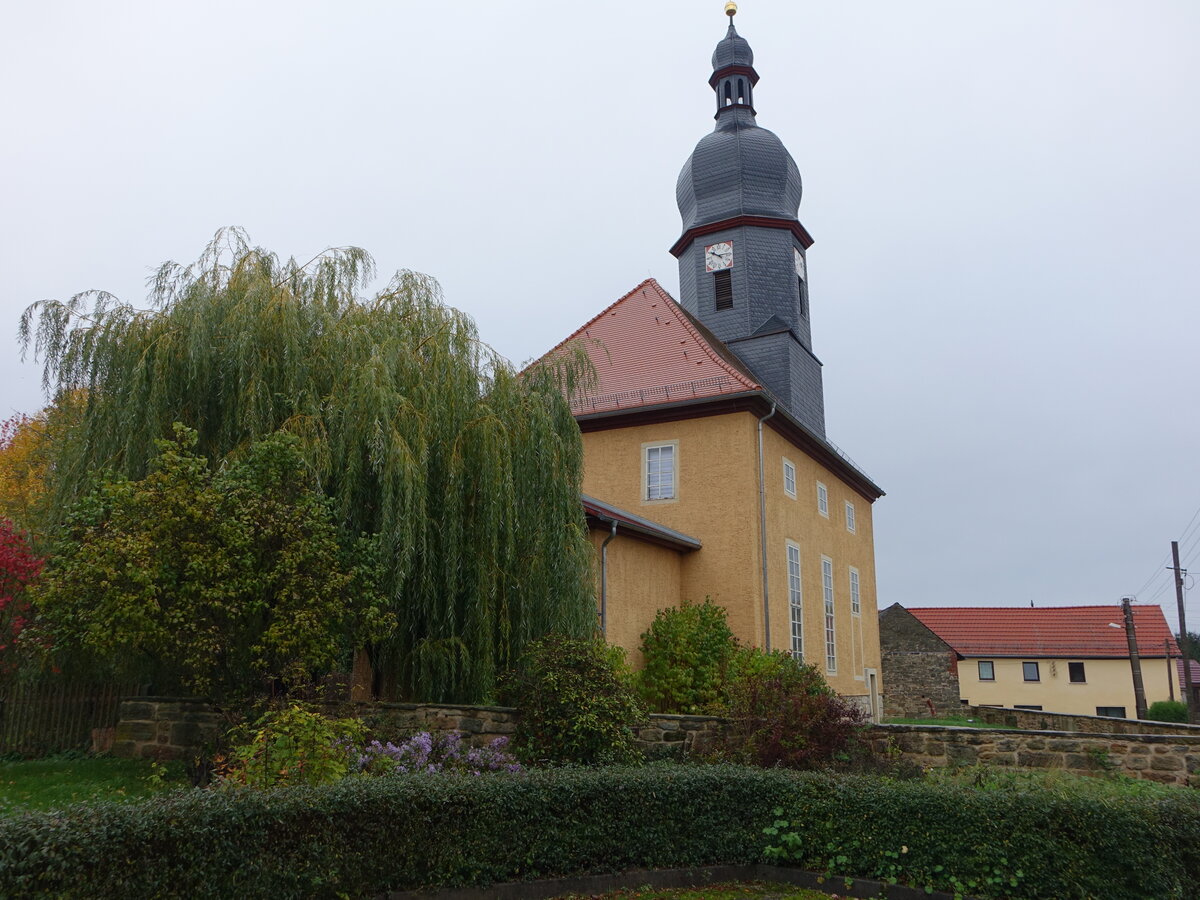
[[537, 7, 886, 714]]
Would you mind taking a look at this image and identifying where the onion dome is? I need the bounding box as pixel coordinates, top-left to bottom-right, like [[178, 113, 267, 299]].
[[676, 21, 803, 234]]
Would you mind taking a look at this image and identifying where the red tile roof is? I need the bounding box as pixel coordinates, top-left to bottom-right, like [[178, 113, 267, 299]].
[[540, 278, 761, 415], [908, 606, 1179, 658]]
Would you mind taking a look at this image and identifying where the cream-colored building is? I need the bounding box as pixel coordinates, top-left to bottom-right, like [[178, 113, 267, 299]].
[[904, 605, 1182, 718]]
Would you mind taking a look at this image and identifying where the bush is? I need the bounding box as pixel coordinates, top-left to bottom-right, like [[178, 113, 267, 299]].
[[637, 597, 736, 714], [1, 765, 1199, 899], [502, 634, 645, 765], [225, 704, 365, 788], [353, 732, 522, 775], [1147, 700, 1189, 723], [717, 648, 867, 769]]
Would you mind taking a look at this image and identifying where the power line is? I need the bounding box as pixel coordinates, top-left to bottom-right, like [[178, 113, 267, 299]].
[[1131, 500, 1200, 599]]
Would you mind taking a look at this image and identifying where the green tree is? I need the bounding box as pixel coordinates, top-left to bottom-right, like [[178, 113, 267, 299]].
[[20, 229, 595, 702], [637, 597, 736, 713], [29, 426, 383, 700]]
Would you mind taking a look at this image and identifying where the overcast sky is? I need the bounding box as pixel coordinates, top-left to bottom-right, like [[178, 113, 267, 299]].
[[3, 1, 1199, 629]]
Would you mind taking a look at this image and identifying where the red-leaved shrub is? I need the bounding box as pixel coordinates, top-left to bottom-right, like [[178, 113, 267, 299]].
[[717, 649, 867, 769]]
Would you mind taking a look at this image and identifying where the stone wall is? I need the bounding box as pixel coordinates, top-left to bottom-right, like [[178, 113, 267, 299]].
[[965, 704, 1200, 736], [878, 603, 961, 718], [111, 698, 723, 760], [872, 724, 1200, 786], [112, 698, 226, 760]]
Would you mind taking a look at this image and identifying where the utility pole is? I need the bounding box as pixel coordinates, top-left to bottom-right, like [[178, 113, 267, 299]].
[[1173, 541, 1194, 723], [1167, 639, 1175, 702], [1122, 597, 1149, 719]]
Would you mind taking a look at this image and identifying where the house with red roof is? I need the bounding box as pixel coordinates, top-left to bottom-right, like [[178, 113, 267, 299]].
[[532, 13, 888, 715], [880, 603, 1182, 719]]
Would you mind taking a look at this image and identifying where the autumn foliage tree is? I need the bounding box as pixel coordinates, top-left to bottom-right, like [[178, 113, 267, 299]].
[[0, 519, 42, 676], [0, 412, 48, 535]]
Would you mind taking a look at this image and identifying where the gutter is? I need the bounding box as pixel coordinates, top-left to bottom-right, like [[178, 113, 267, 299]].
[[599, 518, 618, 635], [757, 401, 777, 650]]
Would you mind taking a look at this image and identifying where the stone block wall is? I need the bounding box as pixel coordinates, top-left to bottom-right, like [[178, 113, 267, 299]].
[[965, 704, 1200, 736], [111, 698, 724, 760], [878, 604, 961, 718], [111, 698, 226, 760], [871, 724, 1200, 786]]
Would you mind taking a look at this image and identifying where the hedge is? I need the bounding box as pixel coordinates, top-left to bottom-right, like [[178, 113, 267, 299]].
[[1, 765, 1198, 898]]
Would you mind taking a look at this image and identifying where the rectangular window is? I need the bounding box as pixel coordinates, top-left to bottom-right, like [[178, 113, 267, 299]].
[[714, 269, 733, 310], [643, 443, 676, 501], [822, 556, 836, 674], [1068, 662, 1086, 683], [1022, 661, 1040, 682], [1096, 706, 1127, 719], [816, 482, 829, 517], [845, 501, 856, 533], [1014, 705, 1043, 711], [787, 542, 803, 661], [978, 660, 995, 681], [798, 277, 807, 318], [782, 459, 796, 498], [849, 567, 861, 615]]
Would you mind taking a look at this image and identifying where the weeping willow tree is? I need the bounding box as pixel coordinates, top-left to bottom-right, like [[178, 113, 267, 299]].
[[19, 227, 596, 702]]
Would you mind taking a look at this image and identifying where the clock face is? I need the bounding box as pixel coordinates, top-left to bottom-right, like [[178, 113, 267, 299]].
[[704, 241, 734, 272], [794, 248, 807, 280]]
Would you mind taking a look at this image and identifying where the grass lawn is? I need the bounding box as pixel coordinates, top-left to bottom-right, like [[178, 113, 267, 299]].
[[0, 756, 189, 814], [553, 885, 841, 900]]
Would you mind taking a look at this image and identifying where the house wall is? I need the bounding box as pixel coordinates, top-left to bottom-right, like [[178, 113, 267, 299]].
[[877, 604, 961, 718], [581, 409, 882, 705], [761, 423, 881, 703], [588, 527, 685, 667], [959, 655, 1181, 717], [582, 412, 761, 652]]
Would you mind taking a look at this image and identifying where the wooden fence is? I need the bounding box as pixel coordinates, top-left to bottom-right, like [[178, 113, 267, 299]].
[[0, 682, 140, 756]]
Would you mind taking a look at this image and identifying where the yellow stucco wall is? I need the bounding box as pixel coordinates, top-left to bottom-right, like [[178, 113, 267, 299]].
[[761, 426, 882, 700], [581, 410, 882, 703], [959, 655, 1182, 717], [588, 527, 684, 668]]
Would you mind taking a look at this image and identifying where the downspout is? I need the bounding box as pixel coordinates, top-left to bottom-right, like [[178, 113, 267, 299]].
[[757, 401, 777, 650], [600, 519, 618, 635]]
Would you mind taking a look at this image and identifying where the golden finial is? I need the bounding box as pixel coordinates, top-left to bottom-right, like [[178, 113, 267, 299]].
[[725, 2, 738, 18]]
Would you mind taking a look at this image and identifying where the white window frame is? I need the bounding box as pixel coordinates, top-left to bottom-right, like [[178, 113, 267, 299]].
[[786, 541, 803, 661], [821, 555, 836, 674], [642, 441, 678, 502], [782, 458, 797, 499], [816, 481, 829, 517], [845, 501, 856, 533], [849, 566, 861, 616]]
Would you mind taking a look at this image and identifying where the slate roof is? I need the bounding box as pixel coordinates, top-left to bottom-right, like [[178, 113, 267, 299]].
[[712, 22, 754, 69], [907, 606, 1180, 659], [543, 278, 761, 416], [582, 494, 702, 553]]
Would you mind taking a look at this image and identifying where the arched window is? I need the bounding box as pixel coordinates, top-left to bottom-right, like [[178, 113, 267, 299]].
[[737, 78, 746, 104], [723, 80, 733, 106]]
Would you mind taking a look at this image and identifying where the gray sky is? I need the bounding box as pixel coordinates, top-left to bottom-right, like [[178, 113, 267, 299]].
[[3, 1, 1199, 629]]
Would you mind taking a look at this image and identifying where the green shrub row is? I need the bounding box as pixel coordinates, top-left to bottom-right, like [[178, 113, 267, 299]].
[[2, 765, 1199, 899]]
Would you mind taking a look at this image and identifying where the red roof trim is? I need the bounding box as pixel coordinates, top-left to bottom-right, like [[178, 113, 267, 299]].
[[670, 215, 815, 258]]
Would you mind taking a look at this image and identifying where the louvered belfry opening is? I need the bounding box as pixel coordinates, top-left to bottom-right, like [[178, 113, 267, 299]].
[[714, 269, 733, 309]]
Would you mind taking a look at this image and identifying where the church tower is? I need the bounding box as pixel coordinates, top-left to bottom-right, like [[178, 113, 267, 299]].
[[672, 7, 825, 437]]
